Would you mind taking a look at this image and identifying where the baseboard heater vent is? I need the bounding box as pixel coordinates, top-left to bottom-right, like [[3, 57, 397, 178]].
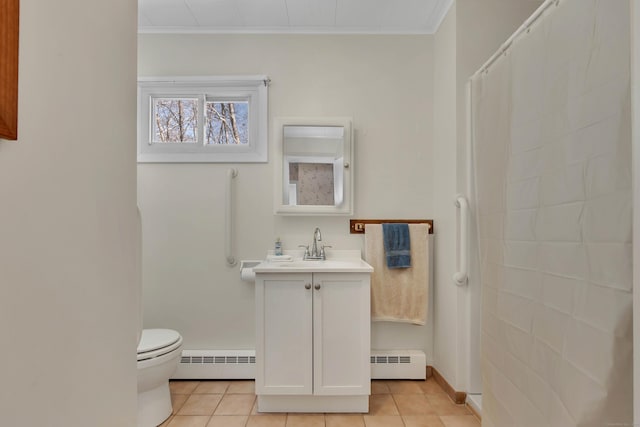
[[173, 350, 255, 380], [173, 349, 425, 380], [371, 355, 411, 364], [371, 350, 426, 380], [180, 355, 255, 364]]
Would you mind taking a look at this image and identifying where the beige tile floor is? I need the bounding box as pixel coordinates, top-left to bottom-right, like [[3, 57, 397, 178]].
[[160, 379, 480, 427]]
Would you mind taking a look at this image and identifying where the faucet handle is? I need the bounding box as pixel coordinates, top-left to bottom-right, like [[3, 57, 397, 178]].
[[320, 245, 332, 259], [298, 245, 310, 257]]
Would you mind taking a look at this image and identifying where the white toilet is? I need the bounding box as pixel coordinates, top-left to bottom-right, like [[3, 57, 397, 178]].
[[137, 328, 183, 427]]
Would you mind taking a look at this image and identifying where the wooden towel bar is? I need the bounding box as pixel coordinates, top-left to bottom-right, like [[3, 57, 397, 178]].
[[349, 219, 434, 234]]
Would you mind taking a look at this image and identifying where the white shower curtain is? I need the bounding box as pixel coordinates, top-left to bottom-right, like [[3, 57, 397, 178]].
[[471, 0, 632, 426]]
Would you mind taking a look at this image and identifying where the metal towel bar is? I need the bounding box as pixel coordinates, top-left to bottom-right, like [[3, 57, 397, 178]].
[[225, 168, 238, 267]]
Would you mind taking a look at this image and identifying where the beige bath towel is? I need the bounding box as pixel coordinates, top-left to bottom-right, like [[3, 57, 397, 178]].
[[364, 223, 430, 325]]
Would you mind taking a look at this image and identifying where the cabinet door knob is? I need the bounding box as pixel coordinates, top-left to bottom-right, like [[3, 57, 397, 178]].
[[314, 284, 321, 290], [305, 283, 312, 290]]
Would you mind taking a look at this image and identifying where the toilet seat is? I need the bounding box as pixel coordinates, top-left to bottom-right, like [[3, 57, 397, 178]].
[[137, 329, 182, 362]]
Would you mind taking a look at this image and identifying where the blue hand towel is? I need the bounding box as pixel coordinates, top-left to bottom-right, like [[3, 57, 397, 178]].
[[382, 223, 411, 268]]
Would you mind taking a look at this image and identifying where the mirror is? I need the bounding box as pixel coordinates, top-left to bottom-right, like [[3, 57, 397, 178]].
[[274, 117, 353, 215]]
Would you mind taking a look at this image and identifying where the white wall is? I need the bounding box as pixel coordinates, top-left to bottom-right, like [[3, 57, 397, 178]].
[[432, 0, 460, 387], [432, 0, 544, 391], [139, 3, 545, 387], [138, 35, 436, 356], [0, 1, 139, 426]]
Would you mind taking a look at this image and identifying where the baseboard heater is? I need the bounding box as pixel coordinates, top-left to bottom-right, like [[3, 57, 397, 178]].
[[370, 350, 426, 379], [173, 350, 256, 379], [172, 349, 426, 380]]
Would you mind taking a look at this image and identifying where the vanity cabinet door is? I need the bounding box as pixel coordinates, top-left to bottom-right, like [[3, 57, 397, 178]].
[[312, 273, 370, 396], [255, 273, 313, 395]]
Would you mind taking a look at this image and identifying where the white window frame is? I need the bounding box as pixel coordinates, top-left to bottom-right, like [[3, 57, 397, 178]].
[[137, 76, 268, 163]]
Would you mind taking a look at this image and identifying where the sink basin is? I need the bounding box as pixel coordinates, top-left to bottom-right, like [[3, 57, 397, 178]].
[[277, 260, 358, 268], [253, 251, 373, 273]]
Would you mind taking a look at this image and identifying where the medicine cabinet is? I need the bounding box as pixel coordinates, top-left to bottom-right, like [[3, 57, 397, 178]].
[[273, 117, 353, 215]]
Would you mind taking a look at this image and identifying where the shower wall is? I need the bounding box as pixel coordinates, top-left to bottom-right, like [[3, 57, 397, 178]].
[[471, 0, 632, 426]]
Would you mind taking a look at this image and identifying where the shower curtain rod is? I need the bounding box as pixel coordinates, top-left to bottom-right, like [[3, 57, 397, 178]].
[[473, 0, 558, 78]]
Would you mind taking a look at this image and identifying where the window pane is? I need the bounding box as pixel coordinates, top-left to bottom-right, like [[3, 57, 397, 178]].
[[152, 98, 198, 143], [205, 101, 249, 145]]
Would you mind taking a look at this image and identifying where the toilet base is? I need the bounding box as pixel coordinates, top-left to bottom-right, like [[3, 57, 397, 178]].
[[138, 381, 172, 427]]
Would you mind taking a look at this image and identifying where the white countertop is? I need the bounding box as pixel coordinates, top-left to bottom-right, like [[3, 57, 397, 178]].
[[252, 250, 373, 273]]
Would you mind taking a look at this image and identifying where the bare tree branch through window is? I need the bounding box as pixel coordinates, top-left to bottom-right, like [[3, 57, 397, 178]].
[[205, 101, 249, 145], [152, 98, 198, 143]]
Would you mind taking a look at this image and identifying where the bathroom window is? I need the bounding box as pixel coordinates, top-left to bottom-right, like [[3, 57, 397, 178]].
[[138, 76, 268, 163]]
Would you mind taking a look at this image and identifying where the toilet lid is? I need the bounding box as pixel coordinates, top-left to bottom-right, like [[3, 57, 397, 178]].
[[137, 329, 181, 354]]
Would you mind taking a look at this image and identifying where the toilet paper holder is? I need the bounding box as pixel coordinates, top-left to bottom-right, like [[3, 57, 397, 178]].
[[239, 260, 262, 283]]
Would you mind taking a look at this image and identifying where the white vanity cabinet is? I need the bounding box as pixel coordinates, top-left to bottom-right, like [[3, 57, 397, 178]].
[[254, 270, 371, 413]]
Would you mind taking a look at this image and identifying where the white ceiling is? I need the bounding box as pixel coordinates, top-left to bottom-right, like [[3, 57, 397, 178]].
[[138, 0, 454, 34]]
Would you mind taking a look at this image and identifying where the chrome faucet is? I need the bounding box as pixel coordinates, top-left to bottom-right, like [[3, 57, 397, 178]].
[[300, 227, 330, 260], [311, 227, 322, 259]]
